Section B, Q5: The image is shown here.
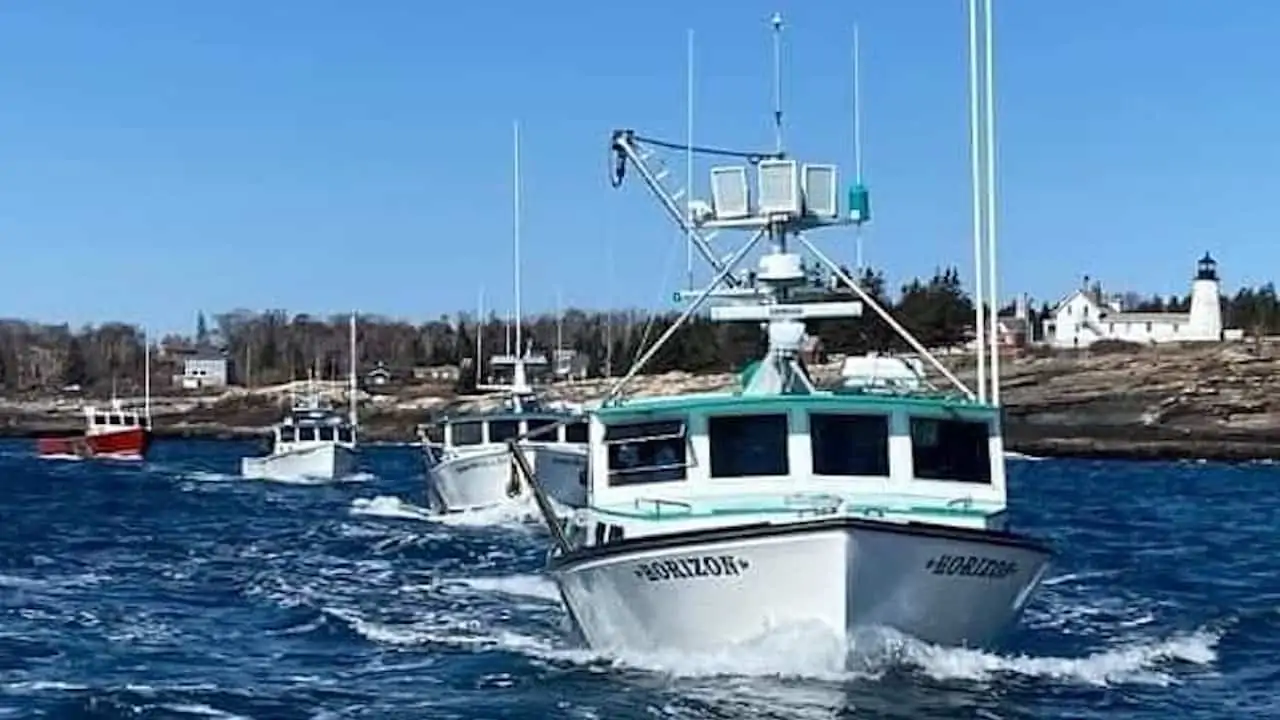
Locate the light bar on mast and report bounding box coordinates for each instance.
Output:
[710,301,863,323]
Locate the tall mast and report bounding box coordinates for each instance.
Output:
[476,287,484,386]
[852,23,865,271]
[348,311,357,426]
[983,0,1001,406]
[513,120,523,360]
[967,0,987,404]
[143,329,151,427]
[685,28,695,291]
[771,13,784,154]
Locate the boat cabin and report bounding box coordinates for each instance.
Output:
[83,405,146,435]
[422,411,589,450]
[274,408,356,449]
[581,390,1007,538]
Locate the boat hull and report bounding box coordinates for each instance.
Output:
[425,444,588,513]
[36,427,151,461]
[241,443,357,482]
[551,517,1050,656]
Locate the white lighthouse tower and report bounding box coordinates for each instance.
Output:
[1186,252,1223,341]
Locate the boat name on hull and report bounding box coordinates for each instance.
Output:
[633,555,750,582]
[925,553,1018,579]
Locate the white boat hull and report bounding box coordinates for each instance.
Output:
[552,518,1050,656]
[241,443,358,482]
[426,444,588,513]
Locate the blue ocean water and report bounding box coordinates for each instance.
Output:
[0,439,1275,719]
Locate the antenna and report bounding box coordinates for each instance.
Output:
[967,0,987,404]
[686,28,695,291]
[513,120,523,361]
[348,311,357,427]
[771,12,784,154]
[143,329,151,428]
[983,0,1001,406]
[852,23,864,271]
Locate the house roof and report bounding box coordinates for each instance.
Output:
[1099,311,1191,324]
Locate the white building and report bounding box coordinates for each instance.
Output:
[1043,253,1223,348]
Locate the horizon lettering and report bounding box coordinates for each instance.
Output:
[925,554,1017,579]
[633,555,750,582]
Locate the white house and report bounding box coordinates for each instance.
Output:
[1043,253,1224,348]
[175,351,230,389]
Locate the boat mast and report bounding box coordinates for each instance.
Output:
[771,12,784,154]
[476,287,484,386]
[685,28,695,291]
[511,119,530,393]
[852,23,864,271]
[968,0,987,404]
[348,311,357,427]
[983,0,1001,406]
[143,328,151,427]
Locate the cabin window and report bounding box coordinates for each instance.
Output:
[564,421,589,444]
[93,414,107,425]
[910,417,992,484]
[708,414,789,478]
[604,419,687,486]
[279,427,297,443]
[108,415,123,426]
[525,418,559,443]
[809,413,890,476]
[317,426,335,442]
[451,421,483,446]
[594,523,606,545]
[422,424,444,444]
[338,427,354,444]
[488,419,520,443]
[298,426,317,442]
[607,524,625,543]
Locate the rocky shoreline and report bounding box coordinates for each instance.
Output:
[4,345,1279,462]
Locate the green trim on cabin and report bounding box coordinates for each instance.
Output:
[592,499,998,522]
[596,389,998,421]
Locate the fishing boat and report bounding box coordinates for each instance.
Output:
[240,314,361,482]
[36,399,152,460]
[507,10,1050,656]
[37,336,153,461]
[417,122,589,513]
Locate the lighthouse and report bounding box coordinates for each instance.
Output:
[1186,252,1223,341]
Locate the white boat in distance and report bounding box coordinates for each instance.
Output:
[508,11,1051,661]
[419,352,588,513]
[241,314,361,482]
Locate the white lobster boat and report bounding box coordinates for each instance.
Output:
[510,11,1050,659]
[241,314,361,482]
[419,353,589,513]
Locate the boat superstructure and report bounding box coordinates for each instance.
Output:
[240,315,361,482]
[505,9,1049,658]
[417,122,588,513]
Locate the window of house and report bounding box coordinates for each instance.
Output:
[298,426,316,442]
[809,413,890,477]
[604,419,688,486]
[450,421,482,446]
[1146,322,1153,332]
[525,417,559,443]
[488,419,520,443]
[910,417,991,484]
[564,422,589,444]
[708,413,789,478]
[337,427,354,444]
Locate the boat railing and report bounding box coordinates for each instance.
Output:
[634,497,694,519]
[784,493,845,517]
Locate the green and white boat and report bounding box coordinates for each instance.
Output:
[510,12,1050,657]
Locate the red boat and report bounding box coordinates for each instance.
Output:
[36,401,152,461]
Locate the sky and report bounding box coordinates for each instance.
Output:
[0,1,1277,336]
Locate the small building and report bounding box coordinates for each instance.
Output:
[1042,253,1225,349]
[175,351,229,390]
[365,362,393,387]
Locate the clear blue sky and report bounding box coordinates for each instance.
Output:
[0,1,1275,336]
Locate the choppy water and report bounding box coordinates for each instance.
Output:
[0,439,1276,719]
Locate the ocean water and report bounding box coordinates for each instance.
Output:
[0,439,1275,719]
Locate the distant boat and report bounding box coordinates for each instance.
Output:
[240,314,361,482]
[37,335,153,461]
[36,399,152,461]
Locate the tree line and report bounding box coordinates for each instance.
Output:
[1,266,1278,395]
